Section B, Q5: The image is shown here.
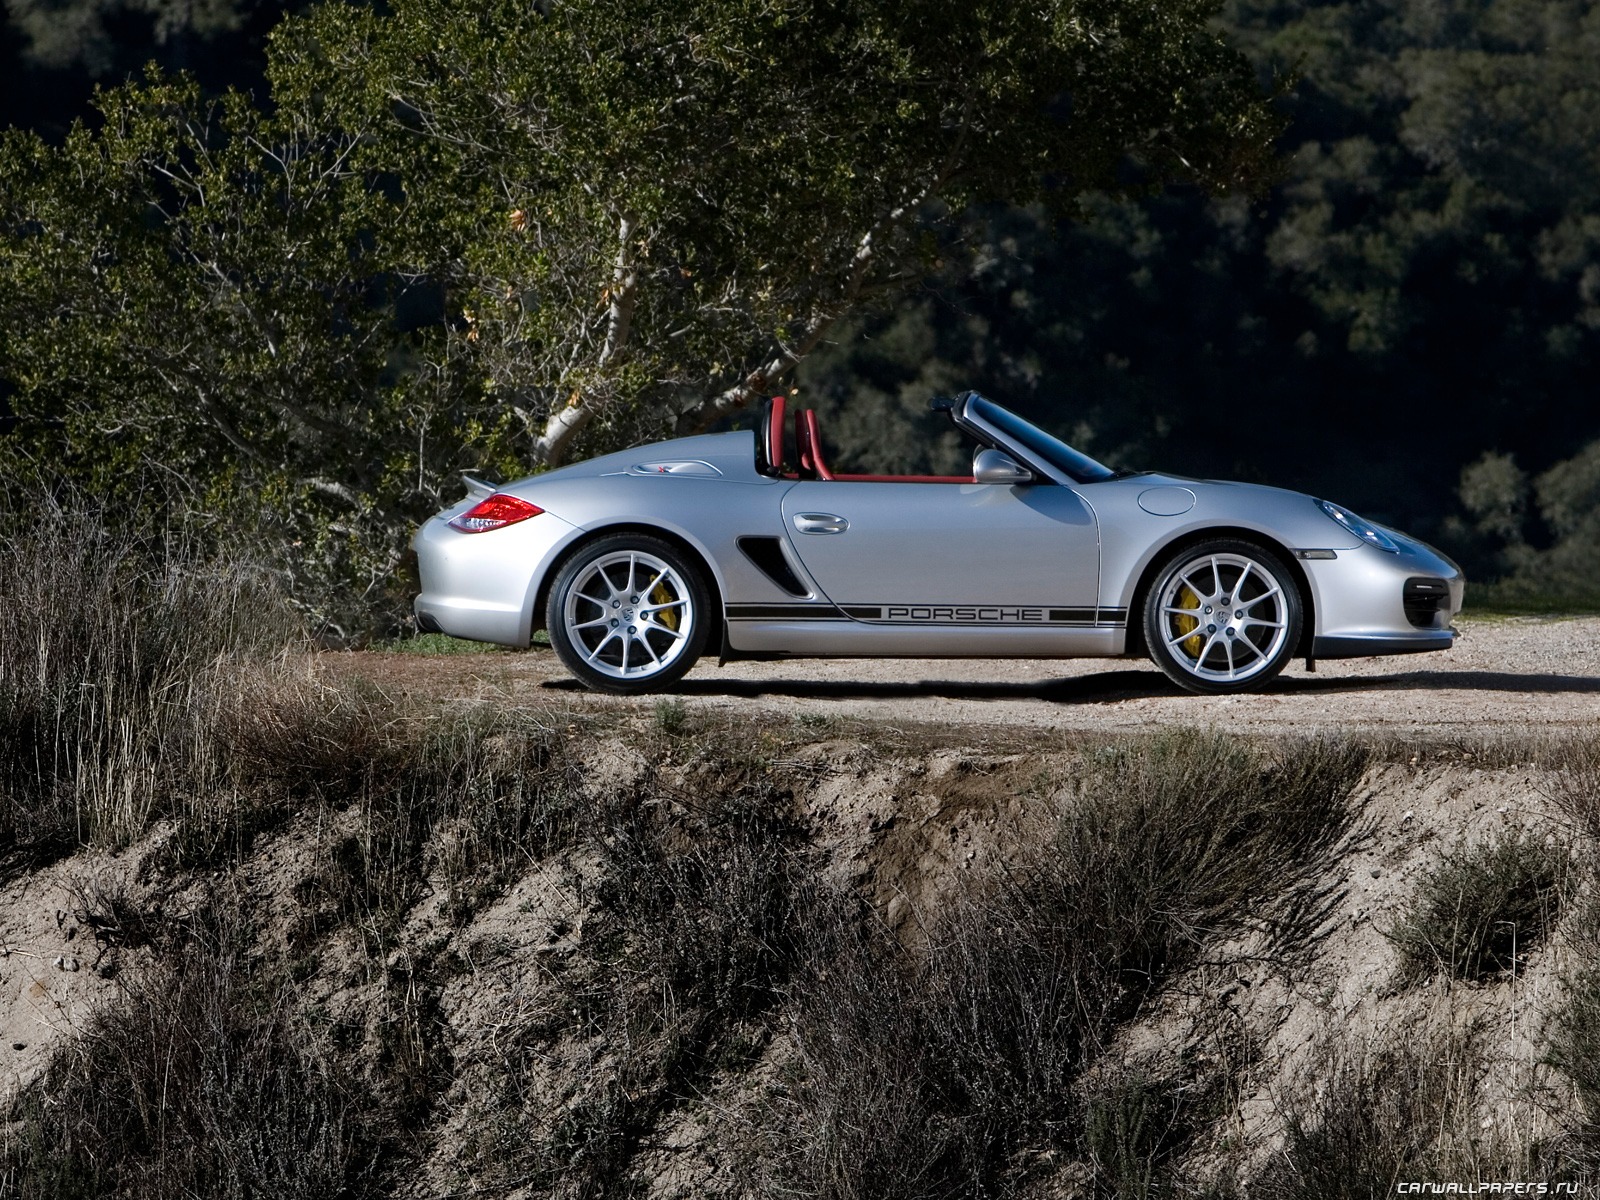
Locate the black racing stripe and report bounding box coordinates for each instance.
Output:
[724,604,849,621]
[729,603,1129,626]
[1047,608,1097,623]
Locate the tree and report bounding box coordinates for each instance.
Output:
[0,0,311,140]
[0,75,425,630]
[0,0,1279,631]
[1453,441,1600,606]
[280,0,1280,468]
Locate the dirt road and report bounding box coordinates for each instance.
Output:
[347,615,1600,740]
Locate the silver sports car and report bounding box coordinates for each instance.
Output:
[413,392,1463,695]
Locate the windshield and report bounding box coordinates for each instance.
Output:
[964,395,1118,483]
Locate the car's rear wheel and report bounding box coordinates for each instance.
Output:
[1144,539,1302,694]
[547,534,710,694]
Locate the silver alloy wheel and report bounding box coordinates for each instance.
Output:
[1155,551,1291,684]
[561,549,695,681]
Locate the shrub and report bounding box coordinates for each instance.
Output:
[775,908,969,1200]
[1084,1071,1200,1200]
[767,731,1366,1197]
[1254,1024,1541,1200]
[1552,957,1600,1125]
[1385,829,1569,982]
[447,763,810,1195]
[0,903,381,1200]
[1550,737,1600,854]
[1546,740,1600,1167]
[280,705,581,938]
[653,696,689,735]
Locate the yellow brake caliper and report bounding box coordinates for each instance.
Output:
[1174,585,1202,659]
[651,580,679,632]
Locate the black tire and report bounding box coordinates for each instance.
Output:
[1143,538,1303,694]
[545,533,711,695]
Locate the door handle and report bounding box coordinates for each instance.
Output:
[793,512,849,535]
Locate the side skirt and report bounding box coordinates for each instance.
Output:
[722,604,1127,658]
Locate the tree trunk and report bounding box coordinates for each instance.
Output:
[529,214,638,467]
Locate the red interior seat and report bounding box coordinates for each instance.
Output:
[796,408,834,480]
[793,406,973,483]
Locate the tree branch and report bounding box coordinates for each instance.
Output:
[670,212,896,438]
[598,214,638,370]
[529,213,638,467]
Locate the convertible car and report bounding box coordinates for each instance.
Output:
[413,392,1463,695]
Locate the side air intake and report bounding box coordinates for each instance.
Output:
[737,536,809,597]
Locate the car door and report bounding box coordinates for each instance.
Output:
[779,480,1099,622]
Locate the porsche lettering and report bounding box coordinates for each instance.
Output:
[882,606,1047,623]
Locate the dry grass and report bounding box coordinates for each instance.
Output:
[761,731,1367,1198]
[31,591,1600,1200]
[451,763,813,1196]
[1255,1020,1550,1199]
[0,511,296,866]
[268,700,581,943]
[1547,755,1600,1175]
[1385,829,1571,983]
[0,897,382,1199]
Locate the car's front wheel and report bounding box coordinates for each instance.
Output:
[546,534,711,694]
[1143,539,1303,694]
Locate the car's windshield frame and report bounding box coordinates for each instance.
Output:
[955,394,1118,484]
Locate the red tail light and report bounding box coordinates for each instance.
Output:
[449,493,545,533]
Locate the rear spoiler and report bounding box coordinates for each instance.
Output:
[461,472,497,500]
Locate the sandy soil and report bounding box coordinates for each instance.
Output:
[4,619,1594,1181]
[341,615,1600,740]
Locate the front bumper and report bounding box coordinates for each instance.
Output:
[412,502,581,646]
[1299,538,1463,659]
[1311,631,1455,658]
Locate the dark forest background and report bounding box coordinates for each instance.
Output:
[3,0,1599,627]
[800,0,1600,610]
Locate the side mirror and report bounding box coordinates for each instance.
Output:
[973,448,1033,485]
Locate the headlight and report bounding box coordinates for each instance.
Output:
[1318,500,1400,553]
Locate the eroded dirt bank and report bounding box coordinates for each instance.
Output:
[4,669,1598,1194]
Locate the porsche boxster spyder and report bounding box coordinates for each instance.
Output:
[413,392,1463,695]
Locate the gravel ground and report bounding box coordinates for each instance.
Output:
[344,615,1600,740]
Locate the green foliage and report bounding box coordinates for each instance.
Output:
[0,75,427,633]
[9,0,1600,626]
[1385,829,1569,983]
[276,0,1279,457]
[652,695,689,736]
[6,0,258,75]
[1508,442,1600,603]
[1084,1073,1195,1200]
[0,0,1277,632]
[799,0,1600,562]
